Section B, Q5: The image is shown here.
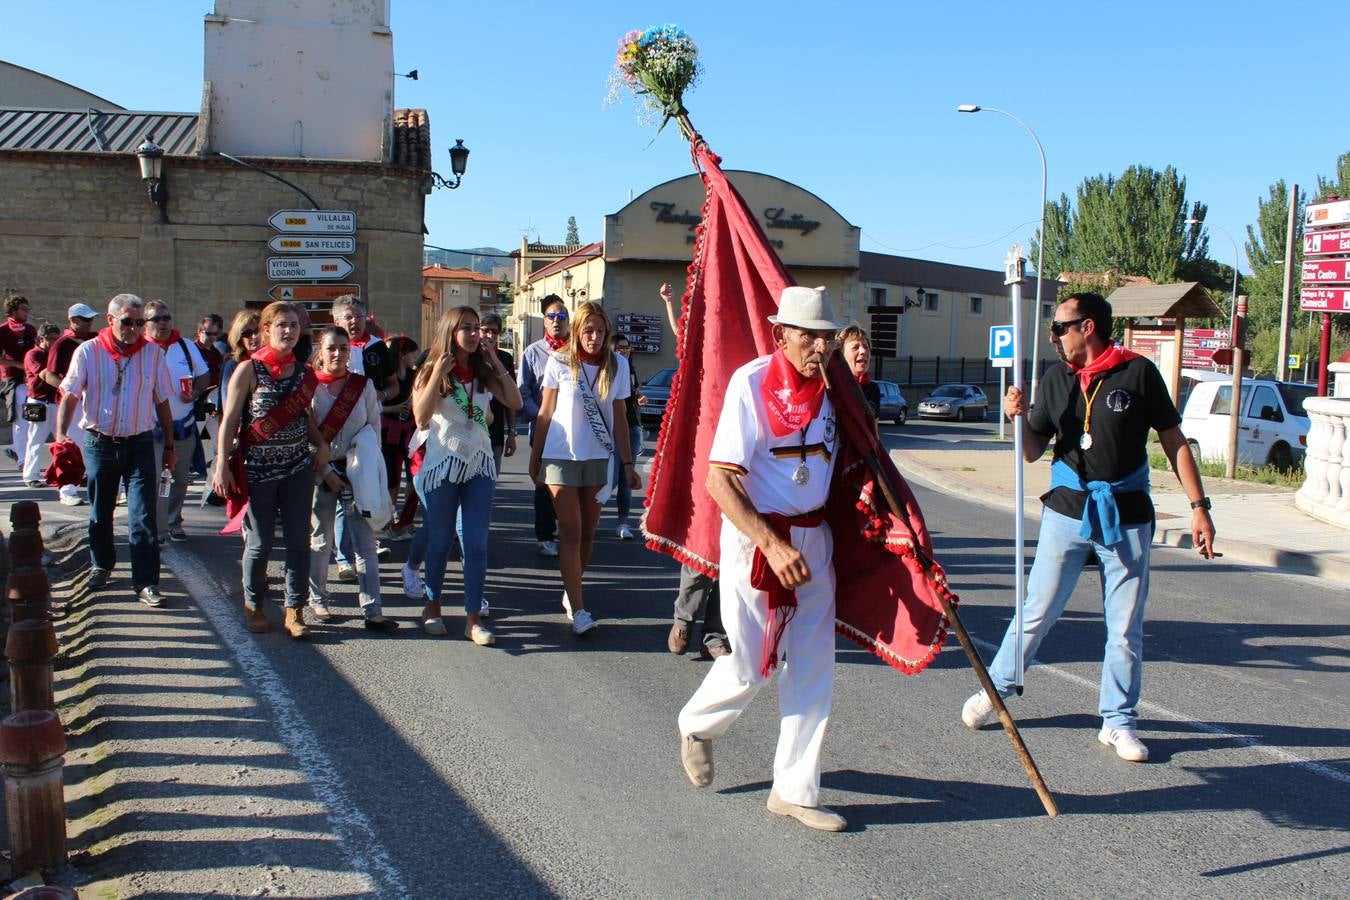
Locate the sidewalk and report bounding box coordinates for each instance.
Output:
[891,437,1350,586]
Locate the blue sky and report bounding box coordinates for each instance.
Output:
[8,1,1347,273]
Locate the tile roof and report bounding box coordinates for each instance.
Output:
[391,108,431,170]
[423,265,499,284]
[860,251,1061,302]
[527,242,604,283]
[0,108,198,154]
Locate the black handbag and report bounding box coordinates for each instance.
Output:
[21,401,45,423]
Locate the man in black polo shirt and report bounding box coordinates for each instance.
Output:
[960,292,1217,763]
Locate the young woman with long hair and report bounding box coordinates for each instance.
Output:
[406,306,521,644]
[528,301,642,635]
[213,302,328,638]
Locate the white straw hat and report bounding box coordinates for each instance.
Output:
[767,286,842,331]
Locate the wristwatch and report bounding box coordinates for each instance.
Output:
[1190,497,1211,510]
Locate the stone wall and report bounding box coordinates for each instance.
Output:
[0,152,425,337]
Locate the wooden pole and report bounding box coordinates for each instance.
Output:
[824,365,1059,817]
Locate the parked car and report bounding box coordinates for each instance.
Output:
[1177,367,1229,413]
[875,380,908,425]
[1180,378,1315,470]
[917,383,989,421]
[639,366,677,429]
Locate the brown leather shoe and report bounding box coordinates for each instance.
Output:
[767,790,847,832]
[668,623,690,655]
[283,607,310,639]
[244,602,269,634]
[681,734,713,787]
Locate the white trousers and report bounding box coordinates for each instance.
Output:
[9,384,28,462]
[22,401,55,482]
[678,517,836,807]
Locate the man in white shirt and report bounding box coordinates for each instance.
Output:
[145,300,209,543]
[56,293,176,605]
[677,286,849,832]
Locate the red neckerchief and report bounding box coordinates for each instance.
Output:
[313,367,346,384]
[62,328,94,343]
[855,372,872,385]
[1067,342,1140,392]
[151,329,183,351]
[96,328,147,361]
[760,349,826,438]
[578,349,602,365]
[451,362,474,385]
[252,345,295,379]
[544,334,566,351]
[350,333,372,350]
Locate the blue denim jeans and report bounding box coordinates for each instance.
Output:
[408,473,493,613]
[85,430,159,589]
[613,424,645,523]
[988,507,1153,729]
[310,486,382,616]
[242,467,314,609]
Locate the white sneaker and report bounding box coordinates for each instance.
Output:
[616,524,635,541]
[1098,726,1149,762]
[58,493,86,507]
[401,564,424,600]
[562,590,573,621]
[539,540,559,557]
[571,608,598,635]
[961,690,999,729]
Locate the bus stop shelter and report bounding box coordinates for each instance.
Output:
[1106,282,1224,404]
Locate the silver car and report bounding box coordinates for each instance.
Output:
[917,383,989,421]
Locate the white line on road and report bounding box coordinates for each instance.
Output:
[167,550,409,895]
[970,635,1350,786]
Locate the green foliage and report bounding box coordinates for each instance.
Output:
[1147,449,1304,488]
[1314,152,1350,202]
[565,216,580,245]
[1241,181,1300,338]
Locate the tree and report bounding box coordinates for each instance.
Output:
[1241,181,1300,342]
[565,216,580,245]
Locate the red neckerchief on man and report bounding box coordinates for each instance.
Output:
[5,318,30,335]
[61,327,94,344]
[544,334,566,351]
[96,327,147,361]
[1066,342,1140,392]
[760,348,826,438]
[350,333,372,350]
[151,329,183,351]
[251,345,295,379]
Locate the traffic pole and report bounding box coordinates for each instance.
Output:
[1005,245,1027,693]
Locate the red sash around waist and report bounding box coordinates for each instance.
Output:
[749,507,825,677]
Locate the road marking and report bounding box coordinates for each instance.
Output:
[969,635,1350,786]
[167,550,409,894]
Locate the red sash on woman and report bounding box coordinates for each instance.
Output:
[221,370,318,534]
[317,374,369,443]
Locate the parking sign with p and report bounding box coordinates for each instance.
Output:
[989,325,1014,368]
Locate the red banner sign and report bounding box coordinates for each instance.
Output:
[1302,258,1350,285]
[1127,327,1230,369]
[1300,287,1350,313]
[1304,228,1350,257]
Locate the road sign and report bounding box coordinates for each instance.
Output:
[1302,258,1350,285]
[268,284,361,302]
[1305,198,1350,230]
[267,257,354,281]
[267,210,357,234]
[1303,227,1350,257]
[267,235,356,254]
[989,325,1014,368]
[1300,286,1350,313]
[1287,354,1302,369]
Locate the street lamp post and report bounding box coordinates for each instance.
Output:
[1185,218,1239,341]
[959,104,1047,403]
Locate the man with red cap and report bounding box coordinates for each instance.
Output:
[677,285,848,833]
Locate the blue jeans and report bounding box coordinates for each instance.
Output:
[408,474,493,613]
[310,486,382,615]
[988,507,1153,729]
[613,424,645,523]
[85,430,159,589]
[242,467,314,609]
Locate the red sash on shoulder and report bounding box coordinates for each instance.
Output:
[317,374,368,443]
[221,368,318,534]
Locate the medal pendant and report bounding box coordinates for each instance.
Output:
[1079,433,1093,450]
[792,462,810,486]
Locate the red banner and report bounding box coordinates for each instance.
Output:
[1302,258,1350,285]
[1300,287,1350,313]
[1303,228,1350,257]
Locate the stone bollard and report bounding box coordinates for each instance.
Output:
[6,500,51,626]
[6,570,52,625]
[5,621,58,713]
[0,710,67,874]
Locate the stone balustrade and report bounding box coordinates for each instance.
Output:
[1295,396,1350,529]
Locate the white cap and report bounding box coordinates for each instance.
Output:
[68,303,98,319]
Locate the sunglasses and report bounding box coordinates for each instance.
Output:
[117,317,146,327]
[545,311,569,321]
[241,328,259,338]
[148,314,173,323]
[1049,317,1086,337]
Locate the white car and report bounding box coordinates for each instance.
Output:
[1180,379,1315,470]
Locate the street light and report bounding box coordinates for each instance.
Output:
[959,104,1047,402]
[1185,217,1238,336]
[135,134,169,224]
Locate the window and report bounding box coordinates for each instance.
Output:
[1041,302,1054,320]
[1249,385,1282,422]
[923,291,940,313]
[969,296,984,316]
[870,287,888,307]
[1210,385,1233,416]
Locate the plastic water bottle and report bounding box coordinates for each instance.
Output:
[158,468,173,499]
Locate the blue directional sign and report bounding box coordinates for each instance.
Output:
[989,325,1014,368]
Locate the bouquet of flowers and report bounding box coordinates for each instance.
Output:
[606,24,702,137]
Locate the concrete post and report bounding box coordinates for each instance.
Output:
[6,620,59,713]
[0,709,68,873]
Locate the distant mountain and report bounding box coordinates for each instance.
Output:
[423,247,510,275]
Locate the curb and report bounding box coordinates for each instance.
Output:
[891,449,1350,587]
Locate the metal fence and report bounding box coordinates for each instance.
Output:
[874,356,1050,390]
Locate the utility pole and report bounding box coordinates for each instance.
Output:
[1225,295,1247,481]
[1276,184,1299,381]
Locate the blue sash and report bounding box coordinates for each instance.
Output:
[1050,459,1150,546]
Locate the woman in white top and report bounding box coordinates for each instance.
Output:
[306,326,397,633]
[528,301,643,635]
[409,305,521,644]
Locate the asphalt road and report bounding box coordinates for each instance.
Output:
[151,442,1349,897]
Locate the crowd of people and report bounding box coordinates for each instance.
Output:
[3,282,1220,832]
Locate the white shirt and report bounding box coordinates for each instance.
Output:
[157,337,207,420]
[708,355,837,516]
[540,353,631,462]
[61,337,173,437]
